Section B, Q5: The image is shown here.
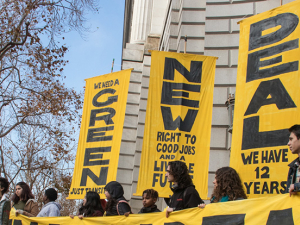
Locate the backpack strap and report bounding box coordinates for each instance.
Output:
[116,200,133,215]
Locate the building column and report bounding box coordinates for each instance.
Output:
[130,0,152,44]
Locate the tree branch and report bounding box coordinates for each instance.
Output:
[0,22,30,60]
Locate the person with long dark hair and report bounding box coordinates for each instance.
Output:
[12,182,39,217]
[165,161,204,218]
[104,181,132,216]
[199,167,247,208]
[0,177,10,225]
[70,191,104,219]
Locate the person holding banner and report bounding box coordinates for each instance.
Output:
[37,188,61,217]
[198,167,247,208]
[138,189,161,214]
[165,161,204,218]
[104,181,132,216]
[70,191,104,219]
[286,125,300,196]
[12,182,39,217]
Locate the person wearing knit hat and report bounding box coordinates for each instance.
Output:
[37,188,61,217]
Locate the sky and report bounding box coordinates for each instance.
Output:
[62,0,125,93]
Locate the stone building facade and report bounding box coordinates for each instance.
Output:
[118,0,294,213]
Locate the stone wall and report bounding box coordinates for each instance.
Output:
[119,0,295,213]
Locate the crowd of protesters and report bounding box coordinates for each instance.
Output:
[0,162,246,223]
[1,124,299,222]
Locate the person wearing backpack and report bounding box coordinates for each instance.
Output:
[165,161,204,218]
[104,181,132,216]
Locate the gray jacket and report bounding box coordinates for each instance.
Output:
[37,201,61,217]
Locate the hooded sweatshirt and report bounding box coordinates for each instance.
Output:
[104,181,131,216]
[37,201,61,217]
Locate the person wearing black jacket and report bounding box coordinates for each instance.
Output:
[165,161,204,218]
[286,125,300,195]
[104,181,132,216]
[138,189,161,214]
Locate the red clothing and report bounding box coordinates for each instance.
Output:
[79,209,103,217]
[91,210,103,217]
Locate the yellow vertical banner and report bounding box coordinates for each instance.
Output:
[230,0,300,198]
[68,69,132,199]
[135,51,217,198]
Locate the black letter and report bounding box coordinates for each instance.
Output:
[280,181,287,194]
[164,58,202,83]
[164,223,184,225]
[246,39,299,82]
[152,173,159,187]
[241,152,253,165]
[202,214,245,225]
[80,167,108,186]
[12,221,22,225]
[161,106,198,132]
[249,13,298,51]
[84,147,111,166]
[244,182,253,194]
[161,81,200,108]
[266,208,294,225]
[89,108,116,126]
[87,126,114,142]
[244,79,296,115]
[242,116,289,150]
[92,88,118,107]
[247,39,298,82]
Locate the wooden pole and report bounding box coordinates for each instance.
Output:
[184,35,187,53]
[111,58,115,73]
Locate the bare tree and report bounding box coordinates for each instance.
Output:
[0,0,98,211]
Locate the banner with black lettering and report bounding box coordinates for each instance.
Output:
[10,194,300,224]
[68,69,131,199]
[135,51,217,198]
[230,0,300,198]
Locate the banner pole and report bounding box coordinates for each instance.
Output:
[184,35,187,53]
[111,58,115,73]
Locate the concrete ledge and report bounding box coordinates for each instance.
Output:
[122,48,144,62]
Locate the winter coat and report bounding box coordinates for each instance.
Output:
[167,184,204,211]
[138,205,161,214]
[13,199,39,217]
[286,157,300,193]
[104,181,132,216]
[37,201,61,217]
[0,194,10,225]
